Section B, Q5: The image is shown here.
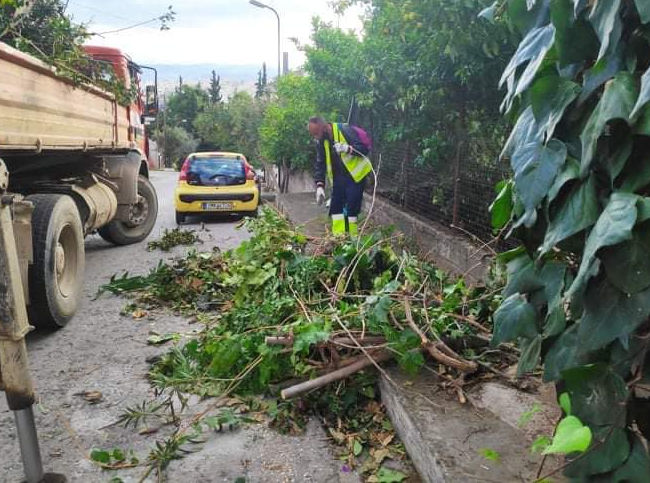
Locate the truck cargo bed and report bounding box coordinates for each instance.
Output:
[0,42,131,153]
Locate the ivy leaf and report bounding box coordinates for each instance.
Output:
[518,335,542,376]
[501,107,542,160]
[602,222,650,294]
[489,180,513,231]
[540,175,599,254]
[578,278,650,352]
[531,76,581,140]
[588,0,622,61]
[564,427,630,477]
[580,72,638,175]
[543,324,595,381]
[503,254,544,298]
[512,140,567,228]
[548,157,580,203]
[619,153,650,194]
[492,293,539,346]
[578,43,625,105]
[293,324,330,354]
[563,364,628,426]
[559,392,571,415]
[531,435,552,454]
[611,435,650,481]
[603,138,633,185]
[630,66,650,119]
[551,0,599,66]
[637,197,650,223]
[499,24,556,107]
[507,0,551,36]
[634,0,650,24]
[566,192,638,297]
[398,350,425,376]
[542,415,592,455]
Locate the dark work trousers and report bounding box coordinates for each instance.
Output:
[329,172,366,217]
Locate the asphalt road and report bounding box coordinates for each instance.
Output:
[0,171,354,482]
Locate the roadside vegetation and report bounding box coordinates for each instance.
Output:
[98,207,512,481]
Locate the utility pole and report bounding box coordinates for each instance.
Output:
[249,0,281,78]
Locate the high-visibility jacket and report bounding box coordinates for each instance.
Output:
[315,123,372,185]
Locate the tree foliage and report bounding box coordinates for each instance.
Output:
[489,0,650,478]
[259,74,320,192]
[152,125,197,169]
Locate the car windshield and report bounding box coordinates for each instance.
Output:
[187,157,245,186]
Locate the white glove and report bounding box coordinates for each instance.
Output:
[316,186,326,205]
[334,142,350,154]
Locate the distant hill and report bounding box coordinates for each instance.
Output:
[152,64,260,98]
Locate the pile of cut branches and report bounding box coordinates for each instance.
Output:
[101,207,510,480]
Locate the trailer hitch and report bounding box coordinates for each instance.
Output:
[0,159,66,483]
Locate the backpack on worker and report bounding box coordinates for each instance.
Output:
[351,125,373,154]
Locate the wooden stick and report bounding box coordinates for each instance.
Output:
[403,299,477,373]
[281,351,393,400]
[265,336,293,346]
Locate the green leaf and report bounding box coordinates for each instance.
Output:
[503,254,544,298]
[637,197,650,223]
[580,72,638,174]
[353,440,363,456]
[551,0,599,66]
[479,447,501,462]
[564,427,630,477]
[543,324,594,381]
[507,0,551,35]
[630,66,650,119]
[578,278,650,352]
[492,293,539,346]
[602,222,650,294]
[603,138,633,184]
[376,467,407,483]
[518,335,542,376]
[563,364,628,426]
[518,403,542,427]
[611,435,650,482]
[566,192,638,297]
[619,153,650,194]
[634,0,650,24]
[478,2,498,22]
[512,139,567,228]
[500,24,556,108]
[490,180,513,230]
[531,435,552,454]
[578,44,625,104]
[501,107,542,160]
[293,324,331,354]
[559,392,571,415]
[531,76,581,139]
[90,449,111,464]
[398,350,425,376]
[541,175,599,254]
[588,0,622,61]
[542,415,592,455]
[548,157,580,203]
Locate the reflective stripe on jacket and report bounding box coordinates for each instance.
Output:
[324,123,371,184]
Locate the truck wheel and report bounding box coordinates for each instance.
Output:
[175,211,186,225]
[27,194,85,329]
[99,175,158,245]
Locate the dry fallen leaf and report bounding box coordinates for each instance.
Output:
[74,390,103,404]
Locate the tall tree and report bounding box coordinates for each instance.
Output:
[255,62,268,99]
[209,70,223,104]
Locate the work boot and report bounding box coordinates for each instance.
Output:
[331,214,346,236]
[348,216,359,237]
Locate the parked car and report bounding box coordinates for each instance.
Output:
[174,152,260,224]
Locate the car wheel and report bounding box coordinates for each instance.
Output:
[175,211,186,225]
[27,194,85,329]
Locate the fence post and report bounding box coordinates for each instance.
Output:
[452,140,462,226]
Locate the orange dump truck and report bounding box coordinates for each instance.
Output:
[0,42,159,329]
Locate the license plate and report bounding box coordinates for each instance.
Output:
[202,202,234,211]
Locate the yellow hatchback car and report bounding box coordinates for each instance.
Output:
[174,152,260,224]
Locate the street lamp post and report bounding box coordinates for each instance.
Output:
[249,0,281,78]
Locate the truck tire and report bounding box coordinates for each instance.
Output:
[27,194,85,330]
[98,175,158,245]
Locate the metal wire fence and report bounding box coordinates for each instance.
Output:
[360,110,512,246]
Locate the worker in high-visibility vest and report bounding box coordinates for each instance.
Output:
[308,116,372,236]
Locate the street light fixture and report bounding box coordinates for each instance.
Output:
[249,0,281,79]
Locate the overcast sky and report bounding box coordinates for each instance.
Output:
[66,0,364,68]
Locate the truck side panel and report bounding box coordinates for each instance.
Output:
[0,43,130,152]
